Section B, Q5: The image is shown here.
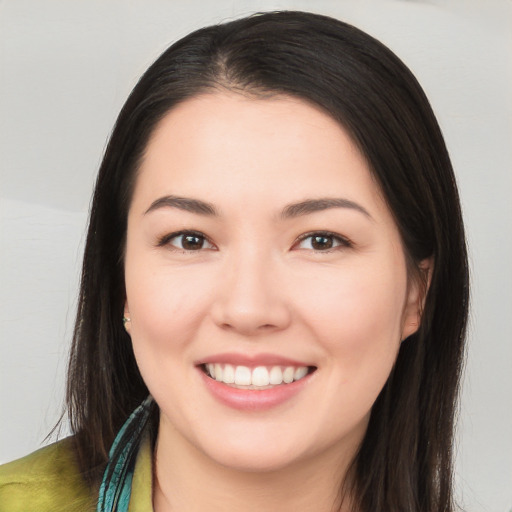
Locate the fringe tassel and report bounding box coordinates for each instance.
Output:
[97,396,153,512]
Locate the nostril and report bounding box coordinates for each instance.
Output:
[218,322,279,333]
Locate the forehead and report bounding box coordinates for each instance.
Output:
[133,92,388,218]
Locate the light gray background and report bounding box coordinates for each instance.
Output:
[1,1,511,510]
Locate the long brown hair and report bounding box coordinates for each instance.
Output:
[65,11,469,511]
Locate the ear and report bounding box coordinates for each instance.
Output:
[123,302,132,334]
[401,257,433,341]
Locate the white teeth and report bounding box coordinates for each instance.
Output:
[269,366,283,385]
[214,363,223,382]
[252,366,270,386]
[206,364,310,387]
[294,367,308,380]
[234,366,252,386]
[283,366,295,384]
[223,364,235,384]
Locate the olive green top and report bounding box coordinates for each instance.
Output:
[0,434,153,512]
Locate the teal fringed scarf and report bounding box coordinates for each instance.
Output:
[97,396,153,512]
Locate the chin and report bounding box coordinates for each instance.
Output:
[206,443,306,473]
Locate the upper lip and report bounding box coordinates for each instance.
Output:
[196,352,314,368]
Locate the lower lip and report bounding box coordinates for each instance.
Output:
[198,368,312,411]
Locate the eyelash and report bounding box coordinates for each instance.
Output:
[294,231,353,252]
[156,230,215,252]
[156,230,353,253]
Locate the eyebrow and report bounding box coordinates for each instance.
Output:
[145,195,218,216]
[281,198,373,220]
[144,195,372,220]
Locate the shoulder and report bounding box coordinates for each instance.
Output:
[0,437,96,512]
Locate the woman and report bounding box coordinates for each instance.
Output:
[0,10,468,512]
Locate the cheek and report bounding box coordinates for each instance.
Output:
[299,271,406,428]
[297,262,406,369]
[125,263,216,358]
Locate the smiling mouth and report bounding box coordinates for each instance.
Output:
[201,363,316,390]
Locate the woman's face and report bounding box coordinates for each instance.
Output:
[124,92,424,472]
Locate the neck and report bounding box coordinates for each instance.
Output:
[152,421,358,512]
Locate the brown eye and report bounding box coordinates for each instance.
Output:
[181,234,204,250]
[161,231,215,251]
[311,235,334,250]
[295,232,351,251]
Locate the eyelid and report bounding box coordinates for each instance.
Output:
[156,230,216,250]
[293,231,353,251]
[156,229,351,252]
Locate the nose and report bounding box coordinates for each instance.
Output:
[211,250,292,336]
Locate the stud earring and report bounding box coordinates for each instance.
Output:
[123,316,131,327]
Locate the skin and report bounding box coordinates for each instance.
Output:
[123,92,427,511]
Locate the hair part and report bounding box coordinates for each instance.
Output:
[65,11,468,511]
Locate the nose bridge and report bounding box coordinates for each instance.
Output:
[212,243,290,334]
